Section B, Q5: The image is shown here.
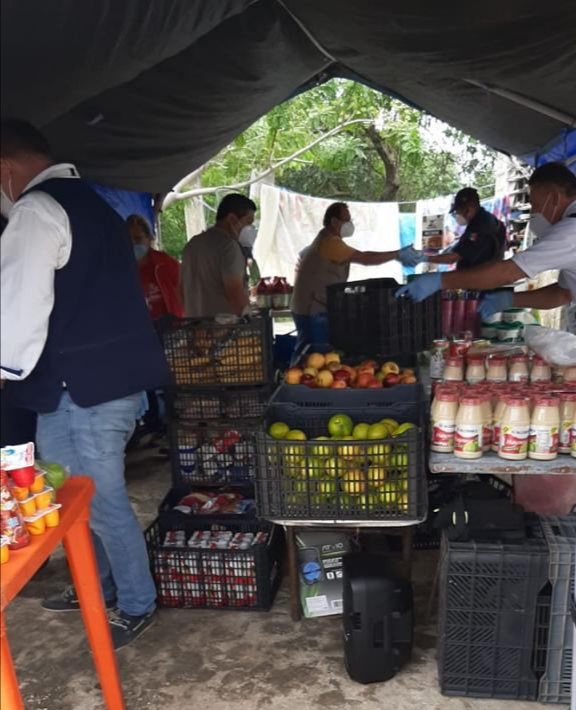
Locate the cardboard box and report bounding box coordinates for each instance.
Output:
[296,531,351,618]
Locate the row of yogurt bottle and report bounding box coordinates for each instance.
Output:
[431,382,576,461]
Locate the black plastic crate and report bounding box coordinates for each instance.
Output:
[271,382,425,408]
[161,314,273,387]
[255,401,427,522]
[165,385,272,421]
[145,516,283,610]
[168,419,260,487]
[437,523,550,700]
[326,278,441,356]
[158,485,257,524]
[538,515,575,705]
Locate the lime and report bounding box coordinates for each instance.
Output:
[268,422,290,439]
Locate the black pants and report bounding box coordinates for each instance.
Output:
[0,390,37,447]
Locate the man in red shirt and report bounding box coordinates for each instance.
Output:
[127,214,184,319]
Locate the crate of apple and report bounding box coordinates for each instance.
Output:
[284,352,417,389]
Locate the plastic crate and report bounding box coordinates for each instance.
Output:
[145,517,283,610]
[165,385,272,421]
[326,278,441,356]
[168,419,260,487]
[270,382,425,408]
[538,515,575,705]
[161,314,273,387]
[255,400,427,522]
[157,485,257,524]
[437,523,550,700]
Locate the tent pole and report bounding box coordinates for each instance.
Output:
[465,80,575,127]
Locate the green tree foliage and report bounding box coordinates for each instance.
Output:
[161,79,496,256]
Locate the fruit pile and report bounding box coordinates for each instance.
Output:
[266,414,416,512]
[284,352,417,389]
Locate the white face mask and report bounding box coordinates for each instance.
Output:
[455,213,468,227]
[239,224,257,248]
[0,189,13,218]
[529,194,554,240]
[340,220,355,238]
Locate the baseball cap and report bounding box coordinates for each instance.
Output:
[450,187,480,213]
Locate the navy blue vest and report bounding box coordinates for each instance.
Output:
[6,178,170,413]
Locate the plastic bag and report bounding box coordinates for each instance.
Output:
[523,325,576,366]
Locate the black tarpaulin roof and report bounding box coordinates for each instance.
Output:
[2,0,575,192]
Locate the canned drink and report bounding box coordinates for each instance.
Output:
[430,339,449,379]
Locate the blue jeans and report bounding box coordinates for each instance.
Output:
[37,391,156,616]
[292,312,330,364]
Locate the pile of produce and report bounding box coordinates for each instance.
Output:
[284,352,417,389]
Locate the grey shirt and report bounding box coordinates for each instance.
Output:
[181,226,247,318]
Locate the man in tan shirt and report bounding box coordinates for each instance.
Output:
[291,201,419,354]
[180,193,256,318]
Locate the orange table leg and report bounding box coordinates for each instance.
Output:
[1,612,24,710]
[64,520,125,710]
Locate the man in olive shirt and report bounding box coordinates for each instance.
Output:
[291,201,420,353]
[180,193,255,317]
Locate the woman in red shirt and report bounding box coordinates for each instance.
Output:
[127,214,184,319]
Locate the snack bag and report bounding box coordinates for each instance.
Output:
[0,470,30,549]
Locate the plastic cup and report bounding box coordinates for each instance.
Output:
[0,541,9,564]
[18,496,37,517]
[10,465,35,487]
[29,473,45,494]
[44,508,60,528]
[26,517,46,536]
[35,488,54,510]
[11,485,29,501]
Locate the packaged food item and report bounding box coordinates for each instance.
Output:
[528,397,560,460]
[495,322,523,342]
[485,355,508,382]
[454,396,483,459]
[25,515,46,536]
[444,357,464,382]
[29,472,45,494]
[559,393,576,454]
[44,504,62,528]
[34,487,54,510]
[499,397,530,460]
[480,323,497,339]
[430,391,458,453]
[0,470,30,550]
[18,494,37,517]
[503,308,527,324]
[491,396,508,452]
[563,365,576,383]
[0,537,9,564]
[1,442,35,472]
[531,356,552,383]
[466,355,486,384]
[572,411,576,459]
[11,485,29,501]
[430,339,449,379]
[509,354,529,383]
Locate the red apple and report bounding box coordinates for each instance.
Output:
[367,378,382,389]
[334,369,352,383]
[356,372,373,388]
[331,380,347,389]
[360,359,378,370]
[383,373,401,387]
[300,374,317,387]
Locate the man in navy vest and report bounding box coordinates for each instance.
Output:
[0,120,170,648]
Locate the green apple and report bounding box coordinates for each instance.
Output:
[352,422,370,440]
[368,443,390,465]
[328,413,353,438]
[379,482,398,505]
[286,429,307,441]
[367,422,390,440]
[311,437,332,457]
[389,451,408,469]
[324,457,340,478]
[392,423,416,438]
[379,419,399,431]
[268,421,290,439]
[305,457,325,479]
[367,466,387,486]
[317,479,337,495]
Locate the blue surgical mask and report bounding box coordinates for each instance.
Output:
[134,243,149,260]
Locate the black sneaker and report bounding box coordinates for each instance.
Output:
[108,608,157,649]
[42,585,117,612]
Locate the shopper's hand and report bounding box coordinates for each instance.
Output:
[398,245,425,267]
[395,273,442,302]
[478,289,514,319]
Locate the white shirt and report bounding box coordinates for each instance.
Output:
[0,163,78,380]
[513,200,576,300]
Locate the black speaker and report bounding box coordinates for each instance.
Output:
[343,552,413,684]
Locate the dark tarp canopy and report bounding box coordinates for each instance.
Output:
[2,0,576,192]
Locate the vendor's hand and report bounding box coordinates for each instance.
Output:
[478,289,514,319]
[395,273,442,302]
[398,244,425,267]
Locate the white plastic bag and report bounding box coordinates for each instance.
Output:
[523,325,576,366]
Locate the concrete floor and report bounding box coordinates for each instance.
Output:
[6,445,565,710]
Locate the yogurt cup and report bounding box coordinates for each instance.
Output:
[29,472,45,494]
[34,487,55,510]
[25,515,46,536]
[0,538,9,564]
[11,485,29,501]
[44,504,62,528]
[503,308,528,324]
[480,323,497,339]
[18,494,37,517]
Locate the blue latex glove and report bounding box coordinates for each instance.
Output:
[395,273,442,302]
[478,289,514,320]
[398,245,425,267]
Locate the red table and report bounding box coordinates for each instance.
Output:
[1,477,125,710]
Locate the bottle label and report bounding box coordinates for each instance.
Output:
[492,423,501,449]
[431,420,455,451]
[454,424,483,454]
[509,372,529,383]
[499,424,529,457]
[559,420,572,452]
[430,352,445,379]
[482,423,492,449]
[529,425,558,455]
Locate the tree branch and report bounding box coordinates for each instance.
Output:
[163,118,374,208]
[362,124,400,201]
